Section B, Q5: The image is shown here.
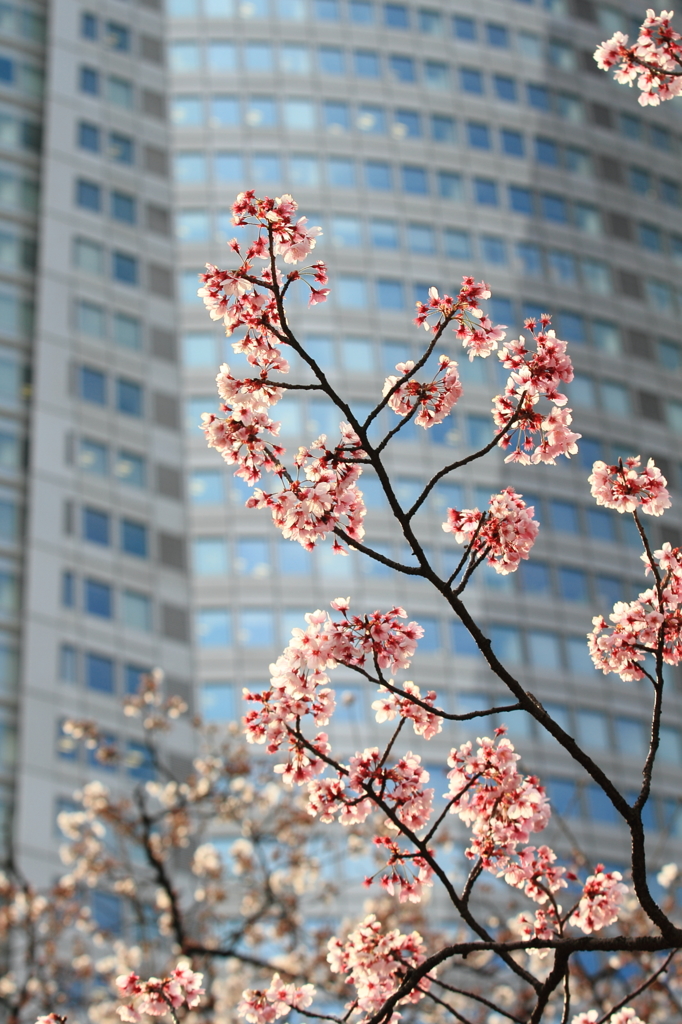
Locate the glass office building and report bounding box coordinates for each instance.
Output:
[175,0,682,868]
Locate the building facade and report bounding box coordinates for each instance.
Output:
[2,0,194,887]
[168,0,682,871]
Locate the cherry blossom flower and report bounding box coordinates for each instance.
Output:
[595,9,682,105]
[569,865,628,934]
[589,457,671,516]
[116,966,204,1022]
[238,974,315,1024]
[414,280,507,361]
[369,837,434,903]
[382,355,463,427]
[571,1013,598,1024]
[442,487,539,574]
[372,681,442,740]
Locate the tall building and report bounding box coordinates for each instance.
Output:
[4,0,194,887]
[169,0,682,870]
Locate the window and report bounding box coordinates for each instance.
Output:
[121,520,147,558]
[170,41,201,70]
[431,114,455,143]
[79,366,106,405]
[357,105,385,133]
[559,567,588,602]
[331,216,362,247]
[451,622,480,657]
[281,43,310,73]
[211,96,239,126]
[86,652,114,693]
[80,66,99,95]
[124,665,149,696]
[527,83,551,110]
[76,300,105,338]
[438,171,462,200]
[112,252,138,285]
[83,507,110,546]
[467,122,490,149]
[424,61,448,89]
[190,469,224,503]
[78,438,108,476]
[586,508,615,542]
[365,161,391,190]
[389,55,415,81]
[661,179,680,206]
[444,228,470,260]
[541,194,567,223]
[318,46,344,73]
[453,15,476,39]
[85,579,112,618]
[407,223,435,254]
[59,643,78,683]
[521,561,551,594]
[516,242,542,276]
[651,125,672,151]
[246,96,276,127]
[385,2,408,26]
[377,279,403,309]
[418,7,441,31]
[536,137,559,166]
[574,203,601,235]
[394,109,421,138]
[615,717,647,758]
[481,236,506,264]
[566,636,594,675]
[116,379,142,417]
[81,12,98,38]
[201,682,236,722]
[126,741,155,781]
[239,609,274,646]
[78,121,100,152]
[175,151,206,183]
[122,590,152,631]
[194,537,228,575]
[474,178,497,205]
[494,75,516,101]
[354,49,380,76]
[370,219,399,248]
[402,166,427,193]
[549,250,577,285]
[235,538,270,577]
[214,151,242,181]
[501,129,524,157]
[245,42,272,71]
[527,630,561,670]
[196,608,231,646]
[324,101,349,132]
[111,191,135,224]
[315,0,339,17]
[115,450,145,487]
[460,68,483,93]
[107,76,133,109]
[602,381,630,417]
[549,500,579,533]
[284,98,314,130]
[76,179,101,212]
[486,22,508,46]
[639,223,662,251]
[106,21,130,51]
[350,0,373,20]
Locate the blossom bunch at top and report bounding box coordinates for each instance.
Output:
[589,457,671,516]
[594,9,682,105]
[327,914,429,1019]
[492,316,580,465]
[238,973,315,1024]
[414,280,507,360]
[382,355,463,428]
[116,966,204,1022]
[442,487,539,575]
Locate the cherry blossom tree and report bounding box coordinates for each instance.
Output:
[19,9,682,1024]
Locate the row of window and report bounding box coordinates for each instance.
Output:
[74,303,177,361]
[57,718,155,780]
[78,66,165,120]
[80,506,150,558]
[78,366,144,417]
[0,3,46,44]
[59,643,150,695]
[75,119,170,178]
[73,236,173,296]
[76,438,147,488]
[0,104,41,155]
[80,12,132,52]
[0,50,43,99]
[75,177,170,235]
[61,571,189,641]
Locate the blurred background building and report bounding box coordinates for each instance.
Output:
[1,0,682,896]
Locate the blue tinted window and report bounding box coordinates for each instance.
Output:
[651,124,672,151]
[357,104,386,133]
[246,96,276,127]
[451,621,480,656]
[460,68,483,93]
[536,137,559,165]
[116,379,142,416]
[196,608,231,646]
[121,519,147,557]
[558,567,588,602]
[324,100,350,130]
[494,75,516,101]
[486,22,508,46]
[60,644,78,683]
[190,470,224,504]
[278,539,310,573]
[111,191,136,223]
[385,2,408,25]
[240,609,274,646]
[438,171,462,200]
[125,664,149,694]
[546,778,580,817]
[350,0,374,20]
[126,741,155,781]
[253,153,281,182]
[481,236,506,263]
[318,45,345,73]
[106,22,130,51]
[467,122,490,148]
[509,185,533,213]
[83,507,110,545]
[80,66,100,94]
[80,366,106,404]
[376,279,404,308]
[418,616,440,651]
[175,152,206,183]
[402,165,427,193]
[112,251,138,284]
[109,132,133,163]
[116,450,145,488]
[586,508,615,541]
[86,652,114,693]
[85,579,112,618]
[527,630,561,670]
[501,129,524,156]
[521,561,551,594]
[81,12,98,38]
[78,121,100,152]
[444,228,470,259]
[365,161,391,189]
[395,109,421,137]
[527,83,551,110]
[214,151,242,181]
[370,219,399,247]
[390,55,415,81]
[315,0,339,17]
[549,500,579,533]
[517,243,542,275]
[202,682,236,721]
[595,574,620,607]
[474,178,498,205]
[489,624,522,662]
[661,178,680,206]
[453,15,476,38]
[541,194,567,222]
[172,95,204,125]
[431,114,455,142]
[354,49,380,76]
[557,311,586,342]
[76,179,101,211]
[211,96,239,125]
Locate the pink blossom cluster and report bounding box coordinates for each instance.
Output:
[382,355,463,428]
[589,540,682,681]
[369,836,434,903]
[372,680,443,740]
[589,457,671,516]
[246,425,367,550]
[327,914,429,1019]
[414,280,506,359]
[492,317,580,465]
[568,865,628,934]
[594,9,682,105]
[116,966,204,1022]
[573,1012,647,1024]
[442,487,539,575]
[237,973,315,1024]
